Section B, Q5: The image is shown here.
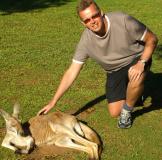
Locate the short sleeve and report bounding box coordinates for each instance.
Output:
[124,14,147,41]
[73,31,89,64]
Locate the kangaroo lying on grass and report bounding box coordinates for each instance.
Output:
[0,103,102,160]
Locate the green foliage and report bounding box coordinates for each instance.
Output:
[0,0,162,159]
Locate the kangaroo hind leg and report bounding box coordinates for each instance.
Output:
[55,136,95,159]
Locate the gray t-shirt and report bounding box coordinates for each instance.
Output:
[73,12,147,73]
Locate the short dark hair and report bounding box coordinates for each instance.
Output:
[76,0,100,16]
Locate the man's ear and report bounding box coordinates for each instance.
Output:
[101,10,104,17]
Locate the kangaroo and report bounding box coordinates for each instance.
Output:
[0,103,102,160]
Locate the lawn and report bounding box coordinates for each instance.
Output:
[0,0,162,159]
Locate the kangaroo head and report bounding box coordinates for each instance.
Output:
[0,103,24,136]
[0,103,34,154]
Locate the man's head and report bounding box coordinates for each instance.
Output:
[77,0,105,35]
[76,0,100,16]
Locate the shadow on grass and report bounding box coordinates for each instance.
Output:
[73,94,106,116]
[155,44,162,58]
[0,0,73,15]
[73,71,162,120]
[132,71,162,119]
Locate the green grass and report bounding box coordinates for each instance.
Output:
[0,0,162,159]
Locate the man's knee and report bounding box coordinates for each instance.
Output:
[108,100,125,118]
[109,110,120,118]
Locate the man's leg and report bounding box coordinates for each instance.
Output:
[118,72,146,129]
[108,100,125,118]
[126,73,146,107]
[106,65,128,119]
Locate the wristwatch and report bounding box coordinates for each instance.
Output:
[138,59,147,66]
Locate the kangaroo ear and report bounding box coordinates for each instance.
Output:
[0,108,11,121]
[100,10,104,16]
[12,103,20,119]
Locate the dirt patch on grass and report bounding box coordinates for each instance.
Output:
[0,127,5,136]
[66,107,96,120]
[22,145,78,160]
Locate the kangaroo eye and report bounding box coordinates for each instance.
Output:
[10,142,16,146]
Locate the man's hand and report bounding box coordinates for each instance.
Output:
[37,103,54,115]
[128,61,145,81]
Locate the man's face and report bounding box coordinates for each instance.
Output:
[79,3,103,33]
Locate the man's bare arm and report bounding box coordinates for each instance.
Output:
[38,62,83,115]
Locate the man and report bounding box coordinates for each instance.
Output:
[38,0,158,129]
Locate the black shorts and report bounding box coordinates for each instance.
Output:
[106,58,152,103]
